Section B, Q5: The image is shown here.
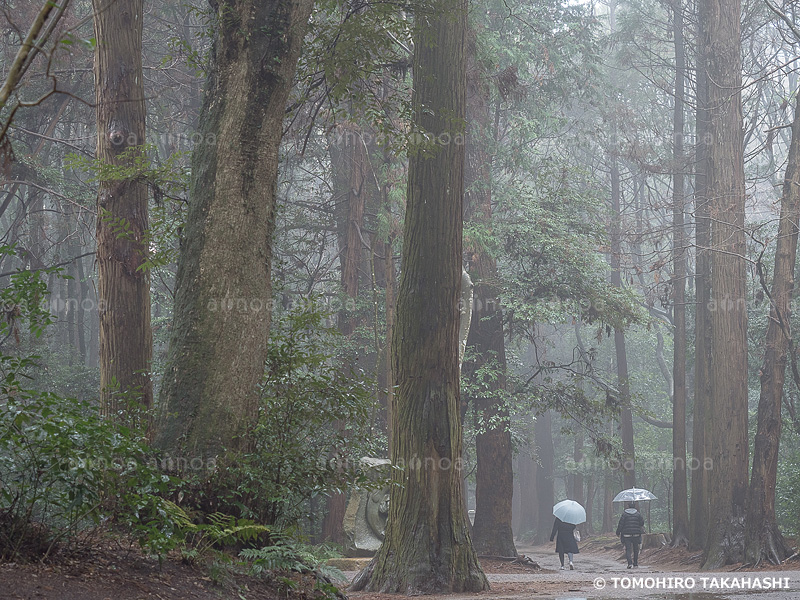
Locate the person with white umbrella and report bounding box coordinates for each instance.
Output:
[551,499,585,570]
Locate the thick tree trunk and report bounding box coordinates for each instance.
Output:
[463,29,515,558]
[155,0,314,458]
[744,96,800,566]
[689,6,711,551]
[701,0,749,569]
[384,234,395,448]
[93,0,153,417]
[671,0,690,548]
[610,159,636,488]
[352,0,487,591]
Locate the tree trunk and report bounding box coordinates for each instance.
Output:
[585,474,596,535]
[516,447,537,538]
[93,0,153,417]
[601,469,615,534]
[322,124,369,544]
[154,0,314,458]
[463,28,515,558]
[610,159,636,488]
[533,410,555,544]
[670,0,690,548]
[352,0,487,590]
[384,234,395,448]
[689,2,711,551]
[744,96,800,566]
[75,253,88,362]
[701,0,749,568]
[572,432,586,537]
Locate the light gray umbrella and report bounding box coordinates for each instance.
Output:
[553,499,587,525]
[613,487,657,502]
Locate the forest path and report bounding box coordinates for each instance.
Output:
[345,541,800,600]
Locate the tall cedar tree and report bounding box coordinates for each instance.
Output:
[701,0,749,568]
[155,0,314,458]
[745,96,800,566]
[670,0,690,548]
[350,0,488,591]
[689,0,711,551]
[93,0,153,417]
[607,1,636,489]
[463,28,516,558]
[322,126,370,543]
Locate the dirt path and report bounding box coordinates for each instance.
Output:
[346,542,800,600]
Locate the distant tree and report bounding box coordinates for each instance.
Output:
[350,0,488,591]
[92,0,153,417]
[462,26,515,558]
[155,0,314,458]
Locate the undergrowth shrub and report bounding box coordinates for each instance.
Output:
[176,303,378,528]
[0,379,179,560]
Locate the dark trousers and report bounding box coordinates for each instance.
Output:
[622,537,639,566]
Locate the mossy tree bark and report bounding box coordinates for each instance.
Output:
[744,96,800,566]
[154,0,313,459]
[351,0,487,591]
[701,0,749,569]
[93,0,153,418]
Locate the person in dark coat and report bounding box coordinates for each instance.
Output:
[550,517,580,570]
[616,501,645,568]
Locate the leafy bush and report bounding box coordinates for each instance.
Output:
[0,379,181,560]
[179,302,376,528]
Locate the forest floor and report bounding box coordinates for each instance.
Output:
[2,536,799,600]
[345,538,800,600]
[0,539,336,600]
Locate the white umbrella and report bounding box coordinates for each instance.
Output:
[613,487,657,502]
[553,499,587,525]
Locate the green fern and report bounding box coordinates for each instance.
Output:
[173,508,269,564]
[239,535,345,583]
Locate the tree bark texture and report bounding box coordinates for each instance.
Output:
[352,0,487,591]
[701,0,749,568]
[671,0,690,548]
[93,0,153,417]
[155,0,314,458]
[689,2,712,550]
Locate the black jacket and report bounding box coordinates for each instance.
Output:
[616,508,645,538]
[550,517,580,554]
